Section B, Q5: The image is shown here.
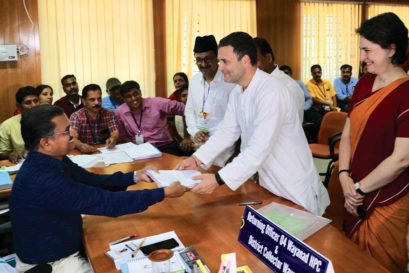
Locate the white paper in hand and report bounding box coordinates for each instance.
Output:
[146,170,202,188]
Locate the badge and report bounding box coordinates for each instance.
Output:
[135,134,144,145]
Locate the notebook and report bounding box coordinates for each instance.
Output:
[0,171,12,190]
[98,142,162,161]
[120,253,185,273]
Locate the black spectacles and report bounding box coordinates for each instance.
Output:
[195,56,216,64]
[53,128,70,137]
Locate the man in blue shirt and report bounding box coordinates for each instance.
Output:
[10,104,186,272]
[102,77,124,111]
[333,64,357,112]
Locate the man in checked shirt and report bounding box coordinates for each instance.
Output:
[70,84,119,153]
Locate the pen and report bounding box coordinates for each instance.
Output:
[131,238,146,258]
[109,233,138,245]
[238,201,262,206]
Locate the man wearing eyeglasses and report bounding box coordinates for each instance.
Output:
[10,104,187,272]
[184,35,236,167]
[0,86,39,163]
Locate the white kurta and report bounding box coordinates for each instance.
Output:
[194,69,329,215]
[185,69,236,166]
[271,67,305,122]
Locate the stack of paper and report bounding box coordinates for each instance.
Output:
[69,151,133,168]
[146,170,202,188]
[106,231,185,270]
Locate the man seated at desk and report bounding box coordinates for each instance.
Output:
[10,104,187,273]
[0,86,39,163]
[115,80,186,155]
[70,84,119,154]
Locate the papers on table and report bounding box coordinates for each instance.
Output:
[1,160,24,173]
[257,202,331,240]
[146,170,202,188]
[0,171,12,190]
[98,142,162,161]
[69,142,162,168]
[106,231,184,271]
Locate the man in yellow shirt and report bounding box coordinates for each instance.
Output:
[0,86,39,163]
[304,64,338,142]
[306,64,337,109]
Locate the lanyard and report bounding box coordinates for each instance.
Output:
[131,109,144,134]
[85,111,102,144]
[202,82,211,113]
[316,82,327,98]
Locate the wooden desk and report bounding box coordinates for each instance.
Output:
[83,153,389,273]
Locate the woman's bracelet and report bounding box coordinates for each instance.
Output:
[338,169,350,176]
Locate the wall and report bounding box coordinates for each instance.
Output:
[256,0,302,79]
[0,0,41,123]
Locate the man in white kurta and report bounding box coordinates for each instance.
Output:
[185,35,236,166]
[253,37,304,121]
[179,32,329,215]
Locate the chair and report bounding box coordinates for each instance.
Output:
[324,161,344,231]
[309,111,347,186]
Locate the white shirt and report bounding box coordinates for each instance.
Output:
[271,66,305,122]
[185,69,236,166]
[195,69,329,215]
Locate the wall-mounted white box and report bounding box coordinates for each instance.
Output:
[0,45,18,62]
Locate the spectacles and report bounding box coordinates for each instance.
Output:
[53,128,70,137]
[195,56,216,64]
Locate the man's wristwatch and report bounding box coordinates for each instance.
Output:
[215,172,225,186]
[354,182,366,195]
[133,171,138,183]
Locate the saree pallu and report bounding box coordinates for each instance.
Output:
[345,75,409,273]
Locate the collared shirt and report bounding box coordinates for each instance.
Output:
[296,80,313,110]
[10,151,164,264]
[70,108,118,144]
[305,79,337,106]
[271,67,304,121]
[54,96,83,117]
[333,77,358,100]
[115,97,184,146]
[102,96,123,111]
[185,69,236,136]
[194,69,329,215]
[0,114,25,154]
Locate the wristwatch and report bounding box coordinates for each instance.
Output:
[354,182,367,195]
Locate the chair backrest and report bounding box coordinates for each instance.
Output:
[324,161,344,231]
[317,112,347,145]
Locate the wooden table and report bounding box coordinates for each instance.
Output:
[83,153,389,273]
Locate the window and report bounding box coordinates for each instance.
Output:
[301,2,361,83]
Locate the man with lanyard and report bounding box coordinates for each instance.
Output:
[102,77,124,111]
[305,64,338,141]
[333,64,357,112]
[115,80,185,156]
[178,32,329,216]
[184,35,236,167]
[70,84,119,154]
[54,74,83,118]
[253,37,304,122]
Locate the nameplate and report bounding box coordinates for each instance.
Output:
[238,206,334,273]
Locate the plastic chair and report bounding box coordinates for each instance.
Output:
[309,111,347,186]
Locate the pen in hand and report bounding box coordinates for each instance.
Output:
[131,238,146,258]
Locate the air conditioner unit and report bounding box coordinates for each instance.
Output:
[0,45,18,62]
